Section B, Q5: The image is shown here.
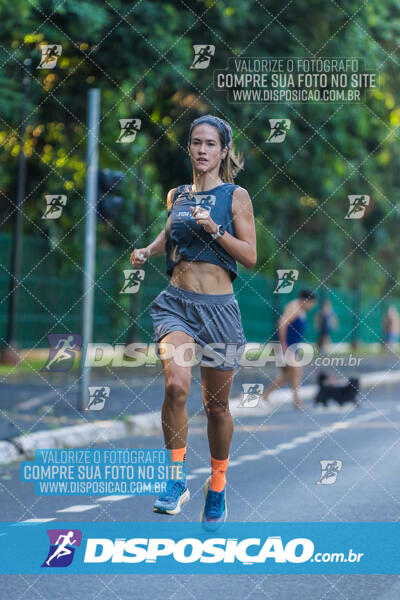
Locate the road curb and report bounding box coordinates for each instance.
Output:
[0,441,20,465]
[1,370,399,466]
[0,412,161,466]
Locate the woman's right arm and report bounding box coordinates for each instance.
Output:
[130,188,176,267]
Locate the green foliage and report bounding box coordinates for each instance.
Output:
[1,0,400,339]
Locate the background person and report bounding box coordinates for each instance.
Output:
[382,305,400,351]
[262,289,317,410]
[314,299,338,353]
[130,114,256,529]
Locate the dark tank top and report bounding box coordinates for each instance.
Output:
[286,314,306,346]
[165,183,239,281]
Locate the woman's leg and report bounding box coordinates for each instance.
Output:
[200,366,235,460]
[262,367,290,402]
[199,366,235,527]
[287,365,303,409]
[153,330,194,514]
[159,330,194,449]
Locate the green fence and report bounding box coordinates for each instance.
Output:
[0,233,396,349]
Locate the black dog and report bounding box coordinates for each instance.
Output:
[314,372,360,407]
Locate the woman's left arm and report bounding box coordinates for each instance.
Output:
[216,186,257,269]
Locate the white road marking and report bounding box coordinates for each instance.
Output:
[291,436,314,444]
[12,518,56,525]
[56,505,99,513]
[186,409,386,478]
[18,390,58,411]
[274,443,297,450]
[98,495,132,502]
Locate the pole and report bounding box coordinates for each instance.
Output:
[1,58,32,364]
[79,88,100,411]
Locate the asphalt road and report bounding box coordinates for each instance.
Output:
[1,352,400,440]
[0,383,399,599]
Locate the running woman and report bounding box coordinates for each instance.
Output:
[262,289,316,410]
[130,115,256,529]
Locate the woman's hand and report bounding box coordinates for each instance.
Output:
[190,205,218,235]
[130,247,150,267]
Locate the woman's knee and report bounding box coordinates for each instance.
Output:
[204,399,230,420]
[165,373,190,405]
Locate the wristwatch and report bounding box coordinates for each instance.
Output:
[211,224,226,240]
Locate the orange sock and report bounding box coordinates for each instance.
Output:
[171,446,186,462]
[170,446,187,481]
[210,455,229,492]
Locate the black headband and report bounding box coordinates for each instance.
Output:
[188,115,232,148]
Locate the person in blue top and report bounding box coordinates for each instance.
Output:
[262,289,317,410]
[314,299,338,353]
[130,115,257,530]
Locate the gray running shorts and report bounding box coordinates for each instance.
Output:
[149,283,247,371]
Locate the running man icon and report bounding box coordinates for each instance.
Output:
[246,383,262,396]
[43,195,66,219]
[274,269,299,294]
[190,45,215,69]
[43,334,80,372]
[37,45,62,69]
[120,269,145,293]
[197,195,215,212]
[239,383,264,408]
[87,386,110,410]
[271,121,288,139]
[345,195,370,219]
[42,529,82,568]
[267,119,291,143]
[116,119,141,143]
[46,532,76,566]
[317,460,343,485]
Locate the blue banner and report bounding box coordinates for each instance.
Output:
[0,522,398,574]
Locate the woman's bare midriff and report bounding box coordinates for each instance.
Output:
[170,260,233,294]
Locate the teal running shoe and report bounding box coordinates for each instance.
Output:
[153,479,190,515]
[200,476,227,531]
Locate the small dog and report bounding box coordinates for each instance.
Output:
[314,372,360,407]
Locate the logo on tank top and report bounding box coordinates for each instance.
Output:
[273,269,299,294]
[192,194,216,216]
[175,192,216,217]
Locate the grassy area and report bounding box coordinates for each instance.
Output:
[0,357,46,377]
[0,356,80,378]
